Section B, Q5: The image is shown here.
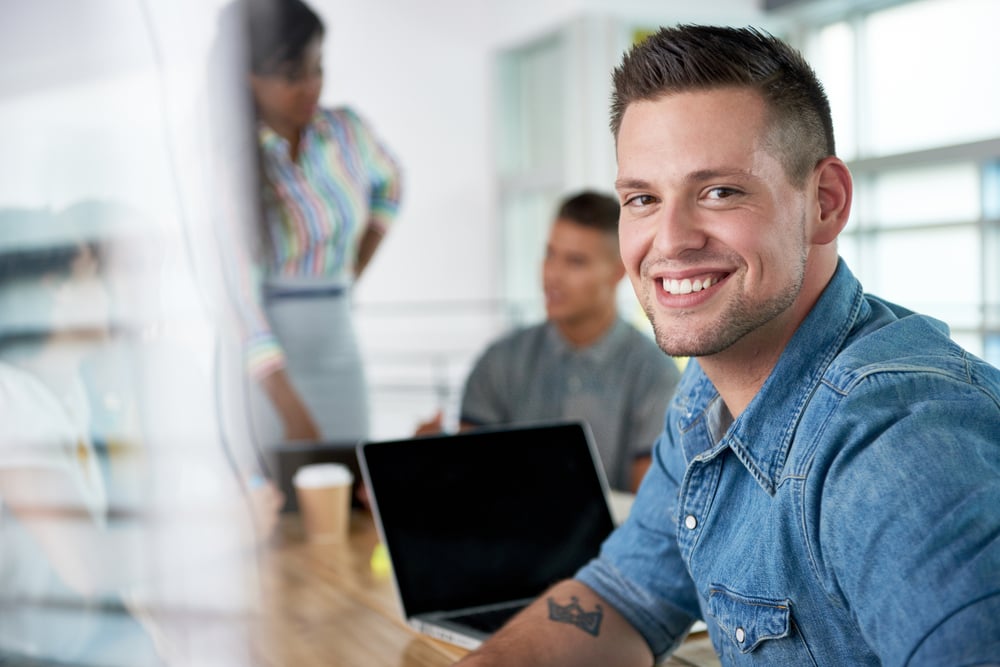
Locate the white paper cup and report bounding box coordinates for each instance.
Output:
[293,463,353,542]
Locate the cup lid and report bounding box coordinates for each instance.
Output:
[293,462,353,488]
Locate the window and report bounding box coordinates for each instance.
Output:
[494,16,622,323]
[801,0,1000,366]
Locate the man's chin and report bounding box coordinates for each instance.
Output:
[547,309,583,328]
[654,327,748,359]
[652,328,716,358]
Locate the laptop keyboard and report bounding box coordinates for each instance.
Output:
[448,604,525,633]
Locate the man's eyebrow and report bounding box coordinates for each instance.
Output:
[614,178,651,191]
[615,169,755,191]
[687,168,754,182]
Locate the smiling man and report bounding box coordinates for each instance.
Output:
[457,25,1000,666]
[419,191,681,492]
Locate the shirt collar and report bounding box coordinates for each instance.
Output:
[257,110,326,160]
[545,317,629,364]
[257,122,287,157]
[683,260,867,495]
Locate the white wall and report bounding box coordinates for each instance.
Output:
[313,0,762,307]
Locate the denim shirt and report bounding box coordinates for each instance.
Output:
[576,260,1000,666]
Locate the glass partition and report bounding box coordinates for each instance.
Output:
[0,3,265,664]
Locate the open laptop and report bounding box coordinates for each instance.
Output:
[358,421,616,649]
[264,441,363,512]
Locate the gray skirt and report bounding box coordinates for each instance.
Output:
[250,280,369,445]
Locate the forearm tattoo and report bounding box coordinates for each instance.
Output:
[547,596,603,636]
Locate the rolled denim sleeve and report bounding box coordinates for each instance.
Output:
[576,428,702,662]
[907,594,1000,665]
[811,359,1000,666]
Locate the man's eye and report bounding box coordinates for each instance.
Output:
[705,187,740,200]
[624,194,655,207]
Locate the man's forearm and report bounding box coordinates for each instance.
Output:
[455,579,652,667]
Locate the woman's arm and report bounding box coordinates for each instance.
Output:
[259,368,321,441]
[353,223,386,280]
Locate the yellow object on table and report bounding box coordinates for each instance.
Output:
[370,542,391,578]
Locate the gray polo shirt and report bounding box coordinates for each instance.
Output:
[460,318,681,491]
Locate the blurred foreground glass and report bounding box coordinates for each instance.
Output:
[0,2,271,665]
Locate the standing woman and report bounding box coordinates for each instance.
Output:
[243,0,402,443]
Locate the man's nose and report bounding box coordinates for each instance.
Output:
[651,198,707,257]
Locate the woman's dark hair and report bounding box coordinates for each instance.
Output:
[246,0,325,75]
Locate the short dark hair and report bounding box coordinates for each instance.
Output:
[556,191,620,235]
[610,25,835,186]
[246,0,325,75]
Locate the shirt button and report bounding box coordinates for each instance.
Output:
[684,514,698,530]
[735,627,746,643]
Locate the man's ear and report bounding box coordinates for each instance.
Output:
[607,236,627,282]
[614,249,625,282]
[811,156,853,245]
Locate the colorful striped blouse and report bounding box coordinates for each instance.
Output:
[246,106,402,378]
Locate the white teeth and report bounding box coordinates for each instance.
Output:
[661,276,717,295]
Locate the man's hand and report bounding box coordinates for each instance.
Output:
[414,410,444,436]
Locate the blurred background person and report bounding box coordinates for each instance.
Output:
[417,192,681,492]
[0,221,162,666]
[239,0,403,446]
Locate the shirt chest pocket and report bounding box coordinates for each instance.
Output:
[707,586,815,663]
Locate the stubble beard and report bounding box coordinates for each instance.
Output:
[642,252,807,359]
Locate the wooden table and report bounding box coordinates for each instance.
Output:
[254,511,721,667]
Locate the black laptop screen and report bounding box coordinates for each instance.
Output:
[361,422,616,617]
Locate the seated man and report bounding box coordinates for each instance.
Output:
[420,191,681,492]
[457,25,1000,666]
